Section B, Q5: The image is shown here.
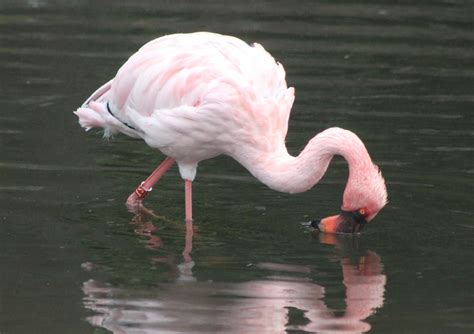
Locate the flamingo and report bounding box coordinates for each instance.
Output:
[74,32,387,234]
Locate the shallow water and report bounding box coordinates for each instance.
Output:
[0,1,473,333]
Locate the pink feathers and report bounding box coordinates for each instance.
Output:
[74,104,104,131]
[75,32,387,227]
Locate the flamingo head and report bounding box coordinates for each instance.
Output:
[312,164,388,234]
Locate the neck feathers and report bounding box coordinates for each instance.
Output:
[232,127,381,200]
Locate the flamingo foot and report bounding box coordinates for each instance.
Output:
[127,203,159,220]
[126,193,158,218]
[126,191,141,208]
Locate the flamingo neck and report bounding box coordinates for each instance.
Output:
[233,127,373,202]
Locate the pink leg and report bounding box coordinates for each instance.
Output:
[185,179,193,222]
[126,157,175,207]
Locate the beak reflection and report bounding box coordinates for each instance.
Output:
[82,221,386,334]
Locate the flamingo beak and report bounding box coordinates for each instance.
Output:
[311,210,367,234]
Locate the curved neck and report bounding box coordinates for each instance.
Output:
[232,127,374,198]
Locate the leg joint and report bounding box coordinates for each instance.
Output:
[134,181,152,200]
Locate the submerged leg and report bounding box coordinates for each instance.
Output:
[126,156,175,208]
[185,179,193,222]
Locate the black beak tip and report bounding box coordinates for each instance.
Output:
[310,219,321,230]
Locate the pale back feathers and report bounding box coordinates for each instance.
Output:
[109,32,294,167]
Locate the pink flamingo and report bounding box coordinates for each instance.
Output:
[74,32,387,233]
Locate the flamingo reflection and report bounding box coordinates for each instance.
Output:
[82,216,385,333]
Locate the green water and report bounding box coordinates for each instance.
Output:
[0,1,473,333]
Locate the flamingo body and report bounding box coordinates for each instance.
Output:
[76,32,293,180]
[75,32,387,230]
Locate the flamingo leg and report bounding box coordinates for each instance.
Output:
[185,179,193,222]
[126,157,175,207]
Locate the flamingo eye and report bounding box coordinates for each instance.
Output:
[359,208,368,216]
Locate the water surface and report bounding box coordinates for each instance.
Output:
[0,1,473,333]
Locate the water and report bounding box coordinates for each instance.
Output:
[0,1,473,333]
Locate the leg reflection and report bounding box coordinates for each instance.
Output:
[82,225,385,333]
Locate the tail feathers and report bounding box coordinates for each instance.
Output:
[75,100,142,139]
[74,101,119,138]
[75,79,114,131]
[75,80,120,137]
[74,102,107,131]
